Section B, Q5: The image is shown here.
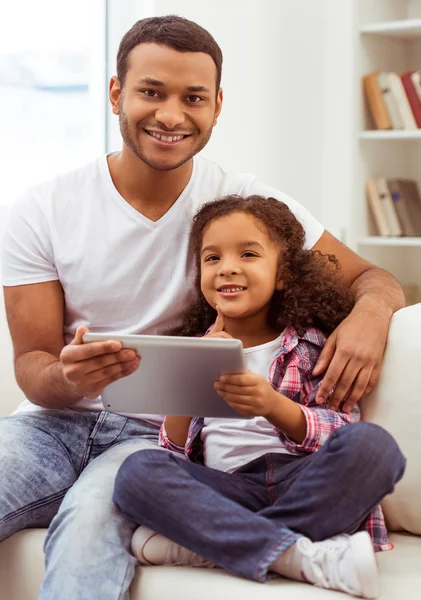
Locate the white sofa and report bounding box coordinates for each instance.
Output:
[0,304,420,600]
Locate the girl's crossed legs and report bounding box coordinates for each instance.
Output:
[113,422,405,594]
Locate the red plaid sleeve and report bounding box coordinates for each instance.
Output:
[297,390,360,453]
[274,341,360,454]
[365,505,393,552]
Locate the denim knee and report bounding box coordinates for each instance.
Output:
[113,448,166,511]
[330,422,406,481]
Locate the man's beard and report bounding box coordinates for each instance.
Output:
[119,111,213,172]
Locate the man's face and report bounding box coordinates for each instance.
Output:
[110,43,223,171]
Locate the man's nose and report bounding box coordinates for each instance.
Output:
[154,98,185,130]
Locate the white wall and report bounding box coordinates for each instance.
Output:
[107,0,330,221]
[319,0,355,242]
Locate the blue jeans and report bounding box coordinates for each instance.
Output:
[114,422,406,583]
[0,409,160,600]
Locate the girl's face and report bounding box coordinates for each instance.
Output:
[200,212,283,321]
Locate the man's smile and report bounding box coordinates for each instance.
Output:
[144,129,193,145]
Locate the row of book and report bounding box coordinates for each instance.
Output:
[366,178,421,237]
[363,71,421,130]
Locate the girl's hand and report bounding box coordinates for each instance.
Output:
[205,306,232,339]
[214,370,277,417]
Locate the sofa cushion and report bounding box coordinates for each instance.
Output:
[360,303,421,534]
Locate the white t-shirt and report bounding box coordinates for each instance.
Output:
[1,153,323,422]
[202,334,292,473]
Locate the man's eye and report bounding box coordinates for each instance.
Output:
[141,89,159,98]
[187,95,203,103]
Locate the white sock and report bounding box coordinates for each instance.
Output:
[270,538,309,581]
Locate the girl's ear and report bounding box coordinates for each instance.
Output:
[275,279,284,291]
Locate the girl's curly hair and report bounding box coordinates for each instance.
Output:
[168,195,354,337]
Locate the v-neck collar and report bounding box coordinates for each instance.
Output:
[100,153,197,229]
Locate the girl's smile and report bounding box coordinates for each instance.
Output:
[217,284,248,298]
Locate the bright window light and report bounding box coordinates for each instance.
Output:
[0,0,106,205]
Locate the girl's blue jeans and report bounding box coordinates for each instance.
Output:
[113,421,406,583]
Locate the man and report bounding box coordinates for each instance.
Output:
[0,14,404,600]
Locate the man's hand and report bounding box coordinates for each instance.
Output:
[214,370,276,417]
[313,307,390,413]
[60,326,140,399]
[205,306,233,339]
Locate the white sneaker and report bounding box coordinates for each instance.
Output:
[298,532,379,598]
[131,526,215,568]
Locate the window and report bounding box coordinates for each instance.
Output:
[0,0,106,205]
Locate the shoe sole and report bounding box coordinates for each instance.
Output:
[349,531,380,599]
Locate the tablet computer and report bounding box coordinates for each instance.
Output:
[82,333,247,418]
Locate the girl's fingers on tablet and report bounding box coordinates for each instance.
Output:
[222,398,254,416]
[215,381,254,395]
[219,372,253,386]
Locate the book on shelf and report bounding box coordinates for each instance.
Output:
[401,72,421,128]
[366,179,391,236]
[363,73,392,130]
[376,178,403,236]
[366,178,421,237]
[411,71,421,103]
[363,71,420,130]
[377,73,403,129]
[387,180,417,236]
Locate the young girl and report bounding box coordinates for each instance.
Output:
[113,195,405,598]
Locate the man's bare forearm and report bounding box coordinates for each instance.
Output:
[350,266,405,319]
[15,351,83,408]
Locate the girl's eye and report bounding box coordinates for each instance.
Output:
[204,255,219,262]
[242,252,258,258]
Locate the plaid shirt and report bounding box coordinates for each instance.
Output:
[160,326,392,551]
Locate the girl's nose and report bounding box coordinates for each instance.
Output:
[218,262,240,276]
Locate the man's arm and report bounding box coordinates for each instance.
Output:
[4,282,139,408]
[311,230,405,411]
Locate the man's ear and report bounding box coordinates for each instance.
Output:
[213,88,223,126]
[109,76,121,116]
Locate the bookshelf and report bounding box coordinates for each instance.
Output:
[359,236,421,247]
[352,0,421,303]
[359,130,421,139]
[360,18,421,39]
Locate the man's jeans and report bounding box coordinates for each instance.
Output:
[0,409,160,600]
[114,422,406,583]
